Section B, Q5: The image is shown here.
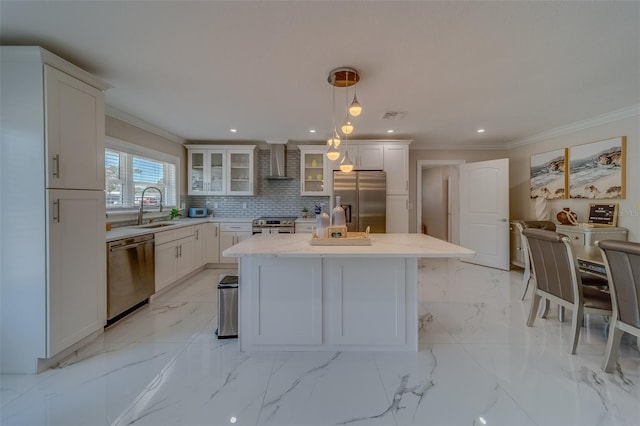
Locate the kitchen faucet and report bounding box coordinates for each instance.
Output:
[137,186,163,225]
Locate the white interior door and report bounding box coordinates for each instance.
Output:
[459,158,510,270]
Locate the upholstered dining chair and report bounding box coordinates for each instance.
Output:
[523,228,612,354]
[516,221,556,300]
[596,240,640,372]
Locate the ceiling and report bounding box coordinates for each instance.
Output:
[2,1,639,148]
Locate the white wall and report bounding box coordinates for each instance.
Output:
[421,167,448,240]
[508,114,639,242]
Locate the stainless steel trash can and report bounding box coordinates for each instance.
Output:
[217,275,238,338]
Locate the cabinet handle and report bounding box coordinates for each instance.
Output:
[406,199,408,209]
[52,154,60,179]
[179,245,182,257]
[196,229,199,240]
[405,181,408,191]
[176,246,180,258]
[215,227,218,237]
[52,199,60,222]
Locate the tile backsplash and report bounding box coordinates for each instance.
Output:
[186,148,329,218]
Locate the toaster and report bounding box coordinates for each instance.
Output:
[188,207,208,218]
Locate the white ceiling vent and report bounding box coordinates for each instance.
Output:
[379,111,407,120]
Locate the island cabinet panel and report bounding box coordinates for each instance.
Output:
[325,258,406,346]
[248,258,322,345]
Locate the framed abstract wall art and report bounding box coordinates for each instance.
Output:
[568,136,626,199]
[530,148,567,199]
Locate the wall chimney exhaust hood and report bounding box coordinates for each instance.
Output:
[265,141,292,180]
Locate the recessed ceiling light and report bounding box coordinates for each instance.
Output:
[387,129,395,133]
[477,129,485,133]
[230,128,237,133]
[309,129,316,133]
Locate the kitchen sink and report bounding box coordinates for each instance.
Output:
[136,222,175,229]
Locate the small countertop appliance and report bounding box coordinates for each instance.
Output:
[188,207,207,217]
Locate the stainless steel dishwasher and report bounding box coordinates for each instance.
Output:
[107,234,155,324]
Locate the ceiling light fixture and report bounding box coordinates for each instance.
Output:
[230,128,237,133]
[477,129,485,133]
[327,67,362,166]
[309,129,316,133]
[387,129,395,134]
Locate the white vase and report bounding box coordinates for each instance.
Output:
[331,196,346,227]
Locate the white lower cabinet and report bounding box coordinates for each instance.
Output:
[219,222,252,264]
[249,257,323,345]
[386,195,409,233]
[202,223,220,264]
[47,189,106,357]
[326,258,405,346]
[154,227,196,292]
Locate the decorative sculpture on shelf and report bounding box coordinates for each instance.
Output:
[556,207,578,225]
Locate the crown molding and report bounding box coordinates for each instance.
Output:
[411,143,507,151]
[507,104,640,149]
[106,105,186,144]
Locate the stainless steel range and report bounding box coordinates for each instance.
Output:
[252,216,296,234]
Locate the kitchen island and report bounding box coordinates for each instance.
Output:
[223,233,474,351]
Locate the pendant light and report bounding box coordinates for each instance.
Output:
[348,84,362,117]
[339,130,354,172]
[327,143,340,161]
[326,67,362,164]
[339,149,354,173]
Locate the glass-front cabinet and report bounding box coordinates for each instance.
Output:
[298,145,331,196]
[186,145,255,196]
[227,150,254,195]
[188,149,225,195]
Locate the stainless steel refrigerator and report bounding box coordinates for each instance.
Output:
[333,171,386,233]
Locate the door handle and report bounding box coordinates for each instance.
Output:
[52,199,60,222]
[499,218,508,222]
[52,154,60,179]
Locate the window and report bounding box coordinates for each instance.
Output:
[105,137,179,210]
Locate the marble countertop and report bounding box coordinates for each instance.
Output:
[223,233,475,258]
[106,217,253,242]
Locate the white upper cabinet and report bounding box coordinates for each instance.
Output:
[188,149,226,195]
[355,144,384,170]
[383,144,409,195]
[298,145,331,196]
[330,142,384,171]
[227,149,254,195]
[186,145,256,196]
[45,65,105,190]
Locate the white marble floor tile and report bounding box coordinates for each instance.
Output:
[462,341,640,426]
[374,346,536,426]
[1,341,188,426]
[111,341,276,426]
[100,298,215,344]
[258,351,394,426]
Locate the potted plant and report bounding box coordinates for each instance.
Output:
[169,208,182,220]
[301,207,309,219]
